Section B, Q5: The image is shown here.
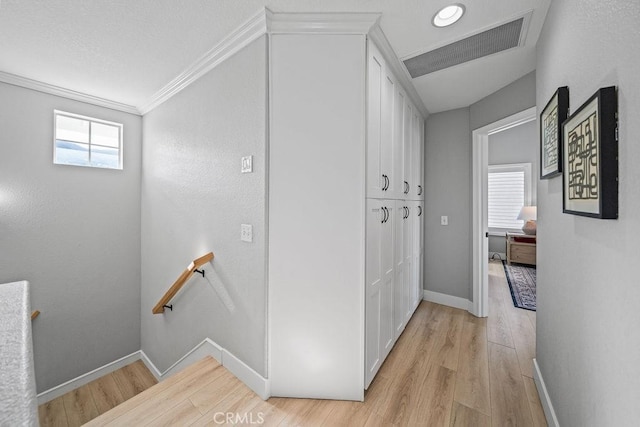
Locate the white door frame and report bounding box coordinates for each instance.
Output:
[471,107,537,317]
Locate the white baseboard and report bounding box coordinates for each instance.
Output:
[533,358,559,427]
[38,338,270,405]
[37,351,142,405]
[423,290,472,312]
[222,349,270,400]
[139,338,223,381]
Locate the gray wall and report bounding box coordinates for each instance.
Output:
[488,120,538,255]
[536,1,640,425]
[0,82,142,392]
[424,72,536,300]
[141,36,268,376]
[470,71,536,130]
[424,108,471,299]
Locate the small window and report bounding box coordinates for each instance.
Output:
[488,163,532,232]
[54,111,123,170]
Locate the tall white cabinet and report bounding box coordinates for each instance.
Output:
[365,40,424,387]
[268,14,425,401]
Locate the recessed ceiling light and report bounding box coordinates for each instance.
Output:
[432,4,465,28]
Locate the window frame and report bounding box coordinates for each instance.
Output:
[53,110,124,170]
[487,162,532,234]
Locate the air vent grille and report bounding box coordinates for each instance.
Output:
[404,17,525,78]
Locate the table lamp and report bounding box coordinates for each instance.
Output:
[517,205,537,235]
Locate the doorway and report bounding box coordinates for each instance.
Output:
[471,107,536,317]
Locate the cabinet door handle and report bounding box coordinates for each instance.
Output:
[407,207,410,218]
[385,207,389,223]
[407,183,410,194]
[381,207,385,224]
[418,206,422,216]
[418,185,422,195]
[404,181,408,194]
[383,175,389,191]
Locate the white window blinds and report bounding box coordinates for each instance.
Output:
[488,163,531,231]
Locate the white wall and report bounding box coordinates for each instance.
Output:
[268,34,366,400]
[141,36,268,376]
[0,82,142,392]
[536,1,640,425]
[488,120,538,254]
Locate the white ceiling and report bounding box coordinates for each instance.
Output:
[0,0,551,115]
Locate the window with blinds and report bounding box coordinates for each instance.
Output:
[488,163,531,232]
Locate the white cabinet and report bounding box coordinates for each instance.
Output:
[410,201,424,313]
[411,113,424,201]
[268,29,425,400]
[367,42,396,199]
[364,39,426,387]
[365,200,394,388]
[393,200,406,338]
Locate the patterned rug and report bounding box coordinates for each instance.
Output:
[502,260,536,311]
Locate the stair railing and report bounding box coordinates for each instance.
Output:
[152,252,214,314]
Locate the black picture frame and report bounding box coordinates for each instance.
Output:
[540,86,569,179]
[562,86,618,219]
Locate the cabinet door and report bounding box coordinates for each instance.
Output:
[403,100,413,198]
[411,111,423,201]
[380,203,395,359]
[365,199,395,388]
[365,200,383,387]
[410,201,424,313]
[403,204,413,323]
[393,89,406,200]
[381,69,396,198]
[393,200,405,339]
[367,43,384,198]
[418,116,425,201]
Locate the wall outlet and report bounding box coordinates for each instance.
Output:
[241,224,253,242]
[241,156,253,173]
[441,216,449,226]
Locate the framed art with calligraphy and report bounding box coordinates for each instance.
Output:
[562,86,618,219]
[540,86,569,179]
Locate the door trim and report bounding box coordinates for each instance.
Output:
[471,107,536,317]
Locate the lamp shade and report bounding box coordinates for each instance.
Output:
[517,205,537,235]
[517,206,537,221]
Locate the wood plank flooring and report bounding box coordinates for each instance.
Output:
[39,260,544,426]
[38,360,158,427]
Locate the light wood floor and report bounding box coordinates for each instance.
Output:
[40,260,544,426]
[38,360,158,426]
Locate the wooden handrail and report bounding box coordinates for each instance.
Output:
[152,252,214,314]
[31,310,40,320]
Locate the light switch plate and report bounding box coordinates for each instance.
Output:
[241,224,253,242]
[441,216,449,226]
[241,156,253,173]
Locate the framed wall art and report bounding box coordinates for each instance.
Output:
[562,86,618,219]
[540,86,569,179]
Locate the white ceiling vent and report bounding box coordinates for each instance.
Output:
[404,12,532,78]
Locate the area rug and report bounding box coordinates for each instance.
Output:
[502,260,536,311]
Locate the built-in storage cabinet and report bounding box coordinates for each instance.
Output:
[367,42,397,199]
[269,27,425,401]
[365,200,395,388]
[364,39,425,389]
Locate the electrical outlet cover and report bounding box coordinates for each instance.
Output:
[241,156,253,173]
[241,224,253,242]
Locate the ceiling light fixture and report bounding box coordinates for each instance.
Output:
[432,4,465,28]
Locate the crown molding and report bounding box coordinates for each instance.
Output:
[267,10,381,34]
[0,71,140,115]
[138,8,269,115]
[368,24,429,118]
